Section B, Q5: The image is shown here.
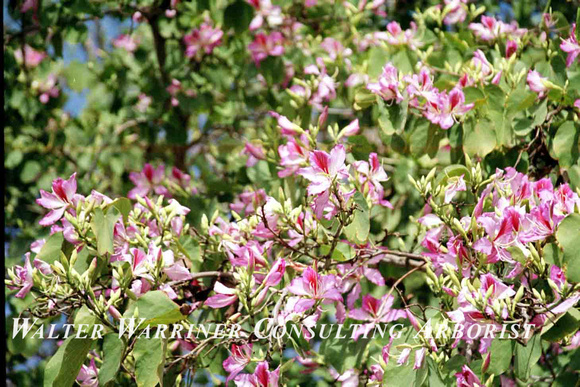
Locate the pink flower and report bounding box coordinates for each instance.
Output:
[329,368,359,386]
[20,0,38,13]
[424,89,474,129]
[76,358,98,387]
[9,253,34,298]
[234,361,279,387]
[298,144,349,196]
[473,211,521,263]
[378,21,423,50]
[353,153,393,208]
[135,93,152,112]
[112,34,139,52]
[230,189,267,215]
[469,16,527,42]
[163,249,192,281]
[37,74,59,104]
[543,13,556,29]
[128,164,169,199]
[36,173,81,226]
[405,67,435,106]
[444,174,467,203]
[455,365,482,387]
[338,259,385,309]
[565,331,580,351]
[549,265,566,294]
[14,45,46,68]
[269,111,303,136]
[248,32,285,65]
[287,267,343,312]
[480,273,516,300]
[338,119,360,138]
[304,58,338,107]
[223,343,253,382]
[382,337,395,365]
[527,70,549,97]
[443,0,467,25]
[367,63,403,103]
[122,248,154,280]
[414,347,426,369]
[471,49,493,77]
[348,294,406,339]
[205,282,238,308]
[397,348,411,365]
[320,37,352,60]
[243,142,267,167]
[247,0,283,31]
[132,11,143,22]
[184,23,223,59]
[575,99,580,110]
[345,73,369,88]
[278,136,309,177]
[560,24,580,67]
[505,40,518,58]
[262,258,286,287]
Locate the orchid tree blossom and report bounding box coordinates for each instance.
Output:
[128,164,169,199]
[287,267,343,312]
[423,88,474,129]
[36,173,82,226]
[367,63,403,103]
[205,281,239,309]
[348,294,406,340]
[234,361,280,387]
[76,358,99,387]
[223,343,253,382]
[560,24,580,67]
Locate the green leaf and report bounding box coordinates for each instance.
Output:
[551,122,579,168]
[112,198,132,223]
[542,309,580,342]
[36,233,64,264]
[488,339,513,375]
[354,88,376,110]
[321,242,356,262]
[90,207,120,256]
[285,321,310,357]
[134,338,166,387]
[409,120,443,158]
[65,61,97,92]
[543,242,563,267]
[223,1,254,34]
[368,47,388,78]
[260,56,285,85]
[44,337,93,387]
[123,291,186,327]
[318,325,370,373]
[378,99,408,136]
[514,334,542,381]
[556,213,580,282]
[74,305,99,333]
[99,334,126,386]
[434,164,471,189]
[577,8,580,40]
[462,87,486,108]
[383,363,415,386]
[427,358,446,387]
[463,117,497,157]
[344,192,370,244]
[21,160,41,183]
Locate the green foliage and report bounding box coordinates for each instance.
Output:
[44,336,94,387]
